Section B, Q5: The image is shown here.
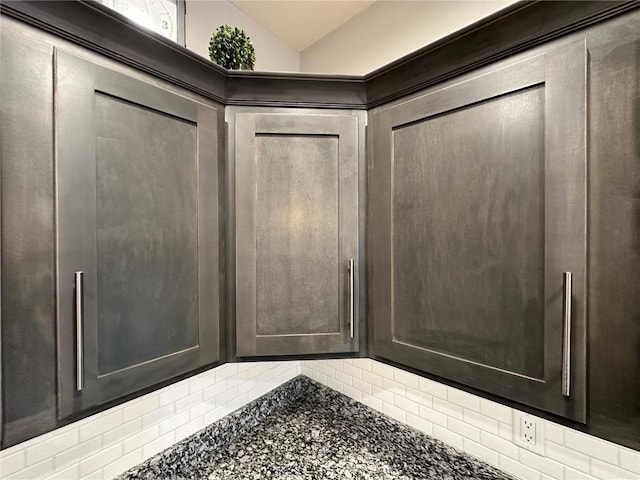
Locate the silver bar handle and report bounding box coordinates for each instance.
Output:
[348,259,355,338]
[562,272,572,397]
[75,271,84,392]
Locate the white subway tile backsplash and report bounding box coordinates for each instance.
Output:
[352,358,372,371]
[334,370,354,386]
[318,363,336,378]
[53,437,102,472]
[360,395,383,412]
[447,417,480,442]
[342,385,362,402]
[480,431,518,460]
[202,380,228,401]
[463,438,499,467]
[122,426,159,455]
[591,458,639,480]
[78,444,122,478]
[122,396,159,423]
[302,359,640,480]
[202,406,228,426]
[101,450,142,480]
[463,410,499,436]
[361,370,383,388]
[3,359,639,480]
[0,450,26,477]
[406,413,433,435]
[405,386,432,408]
[432,425,464,449]
[371,385,394,404]
[142,432,175,459]
[563,465,597,480]
[188,372,217,394]
[618,447,640,474]
[518,448,563,480]
[26,430,79,466]
[418,405,448,427]
[393,369,419,390]
[544,441,591,474]
[499,454,541,480]
[158,383,190,406]
[45,463,80,480]
[79,411,123,443]
[215,363,239,381]
[381,377,405,396]
[175,391,203,413]
[141,404,175,429]
[433,396,464,420]
[175,418,204,442]
[8,459,55,480]
[564,429,618,465]
[382,402,406,423]
[447,388,480,412]
[370,361,395,380]
[544,421,564,444]
[393,394,419,415]
[418,377,448,399]
[352,377,373,395]
[342,363,362,379]
[102,419,142,448]
[498,421,513,441]
[480,399,512,425]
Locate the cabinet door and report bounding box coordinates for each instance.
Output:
[55,50,221,418]
[371,42,587,421]
[235,113,359,356]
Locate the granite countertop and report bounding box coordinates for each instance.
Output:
[118,376,515,480]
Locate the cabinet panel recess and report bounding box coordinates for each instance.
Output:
[371,42,587,422]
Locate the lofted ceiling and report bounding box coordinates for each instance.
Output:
[230,0,376,52]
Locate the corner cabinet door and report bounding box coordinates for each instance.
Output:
[55,50,221,419]
[235,113,359,356]
[371,42,587,422]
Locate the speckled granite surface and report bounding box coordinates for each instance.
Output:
[118,376,515,480]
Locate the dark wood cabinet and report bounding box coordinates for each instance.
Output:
[55,50,222,418]
[232,110,361,357]
[370,41,588,422]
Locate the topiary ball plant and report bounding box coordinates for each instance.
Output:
[208,25,256,70]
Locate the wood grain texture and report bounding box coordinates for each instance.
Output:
[55,49,221,419]
[392,87,545,378]
[1,1,637,109]
[586,12,640,449]
[371,41,587,422]
[255,135,339,336]
[0,20,57,448]
[95,94,199,375]
[235,113,359,356]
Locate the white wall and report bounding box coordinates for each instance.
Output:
[300,0,517,75]
[185,0,300,72]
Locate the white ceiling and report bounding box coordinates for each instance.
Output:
[231,1,376,52]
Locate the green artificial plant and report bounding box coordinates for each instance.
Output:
[208,25,256,70]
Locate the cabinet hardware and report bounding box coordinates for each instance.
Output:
[75,271,84,391]
[562,272,572,397]
[348,259,355,338]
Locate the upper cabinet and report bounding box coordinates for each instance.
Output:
[231,109,362,357]
[370,42,587,422]
[55,50,222,418]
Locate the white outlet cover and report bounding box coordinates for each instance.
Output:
[513,411,545,455]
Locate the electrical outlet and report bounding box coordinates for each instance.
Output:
[521,417,536,444]
[513,412,545,455]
